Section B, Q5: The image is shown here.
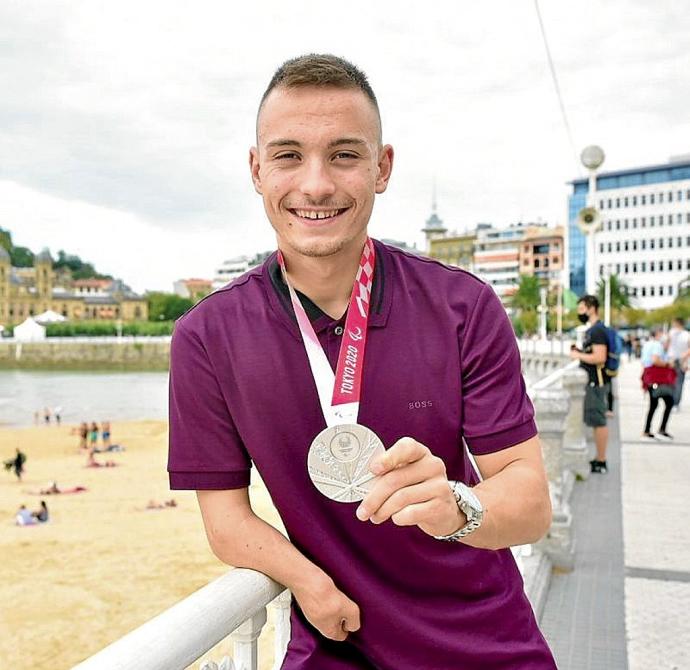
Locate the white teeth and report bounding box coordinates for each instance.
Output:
[294,209,341,219]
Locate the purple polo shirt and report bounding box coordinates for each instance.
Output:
[168,240,556,670]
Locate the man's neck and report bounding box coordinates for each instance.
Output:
[589,315,600,326]
[280,237,367,320]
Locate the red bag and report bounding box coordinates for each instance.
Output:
[641,365,677,390]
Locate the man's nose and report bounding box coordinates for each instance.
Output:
[298,158,337,200]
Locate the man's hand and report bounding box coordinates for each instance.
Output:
[291,573,361,642]
[569,346,581,360]
[356,437,464,537]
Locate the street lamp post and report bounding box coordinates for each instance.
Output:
[577,145,605,296]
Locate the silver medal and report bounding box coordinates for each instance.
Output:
[307,424,385,503]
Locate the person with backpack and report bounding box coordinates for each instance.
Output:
[570,295,610,473]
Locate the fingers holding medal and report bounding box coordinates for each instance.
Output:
[356,437,463,537]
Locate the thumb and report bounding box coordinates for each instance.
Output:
[343,600,361,632]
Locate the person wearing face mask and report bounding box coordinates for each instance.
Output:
[570,295,609,473]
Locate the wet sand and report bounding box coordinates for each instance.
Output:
[0,421,284,669]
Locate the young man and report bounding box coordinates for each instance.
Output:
[168,54,556,669]
[570,295,609,473]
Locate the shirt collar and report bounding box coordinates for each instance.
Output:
[264,238,392,338]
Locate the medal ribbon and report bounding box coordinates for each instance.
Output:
[278,238,375,427]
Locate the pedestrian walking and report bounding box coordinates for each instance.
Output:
[89,422,99,450]
[54,406,62,426]
[570,295,609,473]
[4,448,27,481]
[101,421,111,449]
[667,317,689,409]
[43,407,51,426]
[641,327,676,440]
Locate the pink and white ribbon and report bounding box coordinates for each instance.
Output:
[278,239,375,427]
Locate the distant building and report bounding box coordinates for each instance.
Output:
[213,251,273,290]
[421,192,447,252]
[174,278,214,300]
[0,248,147,324]
[381,239,420,254]
[428,232,475,271]
[568,154,690,308]
[518,226,565,290]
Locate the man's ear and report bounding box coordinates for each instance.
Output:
[375,144,394,194]
[249,147,262,194]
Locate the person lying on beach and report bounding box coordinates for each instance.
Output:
[33,483,87,495]
[86,450,117,468]
[145,499,178,510]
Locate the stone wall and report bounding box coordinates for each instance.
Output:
[0,339,170,370]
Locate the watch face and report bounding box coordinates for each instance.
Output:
[455,482,483,518]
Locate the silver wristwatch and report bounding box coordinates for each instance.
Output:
[433,480,484,542]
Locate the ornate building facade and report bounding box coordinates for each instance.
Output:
[0,248,148,324]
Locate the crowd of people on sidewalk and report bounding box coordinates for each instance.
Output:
[571,295,688,475]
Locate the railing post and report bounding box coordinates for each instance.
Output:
[271,590,292,670]
[561,367,590,487]
[231,608,267,670]
[532,387,575,571]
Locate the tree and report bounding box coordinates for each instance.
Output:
[596,274,631,310]
[10,246,34,267]
[147,292,194,321]
[510,275,541,312]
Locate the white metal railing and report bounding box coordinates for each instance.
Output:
[527,360,579,394]
[72,569,289,670]
[1,335,172,344]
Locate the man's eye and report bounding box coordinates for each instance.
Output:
[333,152,358,160]
[275,152,299,160]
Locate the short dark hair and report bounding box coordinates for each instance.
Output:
[577,294,599,311]
[258,54,381,138]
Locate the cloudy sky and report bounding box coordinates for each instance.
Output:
[1,1,688,292]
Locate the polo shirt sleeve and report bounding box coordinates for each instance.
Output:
[460,284,537,455]
[590,324,608,347]
[168,322,251,490]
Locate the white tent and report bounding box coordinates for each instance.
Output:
[14,318,46,342]
[35,309,66,324]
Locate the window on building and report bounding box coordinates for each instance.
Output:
[668,260,673,271]
[607,242,611,252]
[641,195,646,205]
[599,265,604,276]
[659,286,664,296]
[686,212,690,223]
[659,238,664,249]
[624,241,629,251]
[624,219,629,230]
[679,190,683,201]
[616,220,621,230]
[677,213,683,223]
[650,240,655,250]
[641,217,646,227]
[632,218,637,228]
[687,258,690,270]
[616,198,621,207]
[615,263,621,274]
[616,241,621,252]
[624,197,629,207]
[534,259,540,268]
[641,287,647,297]
[678,259,683,270]
[668,214,673,224]
[650,194,655,204]
[633,262,638,272]
[632,196,637,206]
[552,256,559,266]
[650,260,656,271]
[650,216,655,226]
[659,192,664,203]
[633,240,638,251]
[669,237,674,248]
[607,199,612,208]
[624,263,629,273]
[599,243,604,253]
[669,286,674,296]
[650,286,656,296]
[544,258,550,268]
[669,191,674,202]
[599,199,604,209]
[524,244,529,252]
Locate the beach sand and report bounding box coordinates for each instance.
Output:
[0,421,285,669]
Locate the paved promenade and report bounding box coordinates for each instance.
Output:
[540,358,690,670]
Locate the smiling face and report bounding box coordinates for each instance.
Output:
[250,86,393,258]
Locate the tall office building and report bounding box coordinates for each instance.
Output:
[568,155,690,309]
